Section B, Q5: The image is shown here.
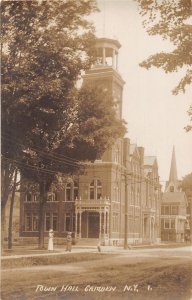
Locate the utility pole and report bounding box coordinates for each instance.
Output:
[124,172,131,249]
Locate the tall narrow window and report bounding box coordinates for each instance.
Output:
[74,181,79,200]
[97,180,102,199]
[112,213,119,232]
[25,193,32,202]
[25,213,32,231]
[64,181,79,201]
[114,146,120,163]
[164,220,169,229]
[32,214,39,231]
[89,179,102,200]
[65,213,71,232]
[90,181,95,200]
[33,194,39,202]
[137,188,140,206]
[66,183,71,201]
[45,213,51,231]
[52,213,58,231]
[72,213,76,231]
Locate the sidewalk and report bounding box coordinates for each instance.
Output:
[1,242,191,260]
[1,246,98,260]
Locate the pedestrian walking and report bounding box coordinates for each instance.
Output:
[66,232,72,252]
[97,241,101,252]
[48,229,54,251]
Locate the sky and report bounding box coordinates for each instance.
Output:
[89,0,192,184]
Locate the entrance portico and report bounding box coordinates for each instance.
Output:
[143,211,156,244]
[75,198,110,245]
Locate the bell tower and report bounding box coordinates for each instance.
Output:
[83,38,125,119]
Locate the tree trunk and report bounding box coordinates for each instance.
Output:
[38,181,47,249]
[1,162,15,252]
[1,204,6,253]
[8,169,18,250]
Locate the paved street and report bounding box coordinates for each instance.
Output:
[1,246,192,300]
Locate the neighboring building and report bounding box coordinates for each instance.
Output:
[142,156,161,244]
[20,38,161,245]
[161,147,187,242]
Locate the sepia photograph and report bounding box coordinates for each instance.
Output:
[1,0,192,299]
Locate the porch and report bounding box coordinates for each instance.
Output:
[74,198,110,245]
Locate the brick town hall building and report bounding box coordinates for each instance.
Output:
[20,38,162,246]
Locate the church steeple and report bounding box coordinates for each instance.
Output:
[165,146,179,192]
[169,146,178,183]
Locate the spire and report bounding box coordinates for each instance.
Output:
[169,146,178,183]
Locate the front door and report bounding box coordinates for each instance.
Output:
[88,212,100,238]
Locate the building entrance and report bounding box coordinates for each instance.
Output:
[88,212,100,238]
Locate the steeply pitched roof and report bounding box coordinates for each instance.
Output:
[169,146,178,183]
[165,146,179,192]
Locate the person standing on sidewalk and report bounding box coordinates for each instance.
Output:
[48,229,54,251]
[66,232,72,252]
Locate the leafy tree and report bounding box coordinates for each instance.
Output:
[136,0,192,129]
[1,0,97,248]
[181,173,192,241]
[181,173,192,189]
[1,0,126,248]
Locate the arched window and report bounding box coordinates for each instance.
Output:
[90,179,102,200]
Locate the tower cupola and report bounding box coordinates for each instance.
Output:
[83,37,125,120]
[93,38,121,70]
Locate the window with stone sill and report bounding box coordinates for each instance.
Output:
[25,192,39,202]
[24,212,39,231]
[45,212,58,231]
